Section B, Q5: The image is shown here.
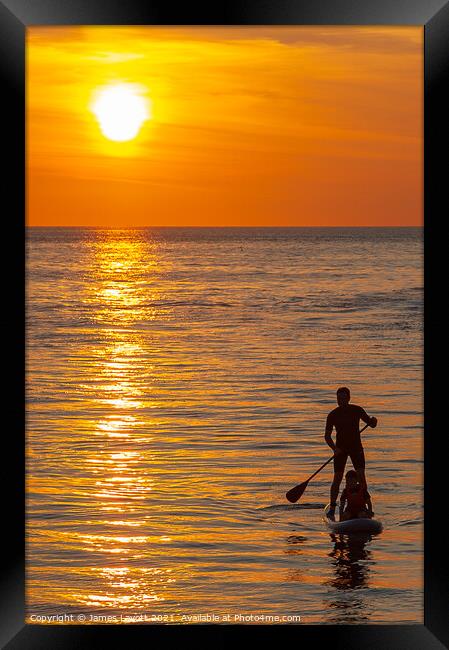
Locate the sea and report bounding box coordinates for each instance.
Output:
[26,226,423,624]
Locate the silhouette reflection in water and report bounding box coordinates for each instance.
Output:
[324,532,376,623]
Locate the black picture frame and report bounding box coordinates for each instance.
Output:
[1,0,447,647]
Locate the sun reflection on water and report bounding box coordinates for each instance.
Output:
[36,231,177,612]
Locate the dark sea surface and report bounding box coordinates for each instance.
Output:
[26,227,423,624]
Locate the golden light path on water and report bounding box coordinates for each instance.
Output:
[67,234,174,611]
[26,227,423,623]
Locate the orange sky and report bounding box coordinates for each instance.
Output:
[27,26,423,227]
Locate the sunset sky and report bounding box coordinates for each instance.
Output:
[27,26,422,227]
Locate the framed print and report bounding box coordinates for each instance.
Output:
[0,0,447,648]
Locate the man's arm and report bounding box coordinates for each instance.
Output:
[360,407,377,428]
[324,413,336,452]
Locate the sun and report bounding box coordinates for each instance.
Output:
[91,83,151,142]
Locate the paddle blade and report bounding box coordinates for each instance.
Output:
[286,481,309,503]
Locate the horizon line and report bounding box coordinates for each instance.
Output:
[26,224,423,229]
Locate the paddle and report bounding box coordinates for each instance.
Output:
[285,423,370,503]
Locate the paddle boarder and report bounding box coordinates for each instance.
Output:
[325,387,377,519]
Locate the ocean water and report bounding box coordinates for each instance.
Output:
[26,227,423,625]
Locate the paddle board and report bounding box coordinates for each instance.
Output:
[324,504,383,534]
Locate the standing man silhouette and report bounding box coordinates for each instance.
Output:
[325,387,377,519]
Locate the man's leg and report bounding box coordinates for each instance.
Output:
[331,450,347,503]
[356,468,367,491]
[351,448,367,490]
[330,471,344,506]
[328,452,346,519]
